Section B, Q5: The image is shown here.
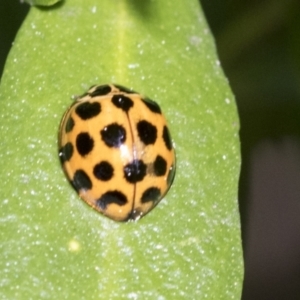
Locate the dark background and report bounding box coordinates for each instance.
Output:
[1,0,300,299]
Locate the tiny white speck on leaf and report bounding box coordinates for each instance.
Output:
[68,239,81,252]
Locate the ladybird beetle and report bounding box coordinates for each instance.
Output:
[58,84,176,222]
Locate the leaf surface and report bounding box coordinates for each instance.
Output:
[0,0,243,299]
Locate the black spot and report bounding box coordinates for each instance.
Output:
[141,187,161,203]
[124,160,147,183]
[163,126,172,150]
[101,123,126,148]
[75,102,101,120]
[76,132,94,156]
[142,98,162,114]
[59,142,73,163]
[111,94,134,112]
[114,84,136,94]
[89,85,112,97]
[65,117,75,133]
[137,120,157,145]
[72,169,92,191]
[96,191,128,210]
[93,161,114,181]
[153,155,167,176]
[167,164,176,186]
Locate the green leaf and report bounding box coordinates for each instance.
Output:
[0,0,243,299]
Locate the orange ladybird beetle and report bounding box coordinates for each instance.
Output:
[58,84,175,222]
